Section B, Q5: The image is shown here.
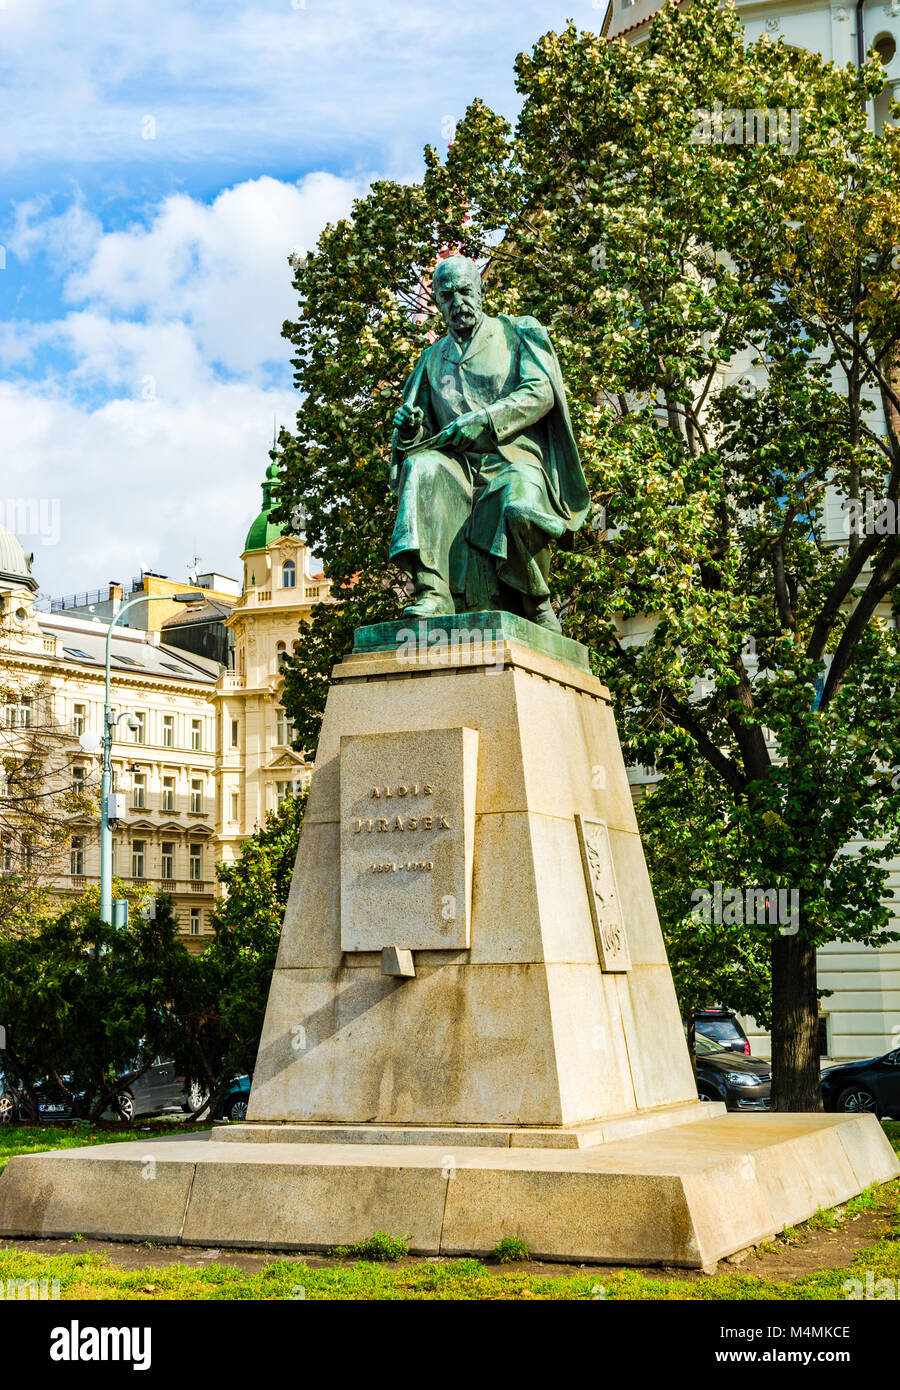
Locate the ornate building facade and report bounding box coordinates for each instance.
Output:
[0,452,330,952]
[0,525,220,954]
[212,459,331,870]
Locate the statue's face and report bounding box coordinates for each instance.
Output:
[433,260,483,341]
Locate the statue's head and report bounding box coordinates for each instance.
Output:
[432,256,484,341]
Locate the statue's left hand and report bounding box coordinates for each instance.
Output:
[394,403,424,439]
[442,411,488,448]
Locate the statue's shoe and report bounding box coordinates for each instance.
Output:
[526,600,562,632]
[402,597,456,618]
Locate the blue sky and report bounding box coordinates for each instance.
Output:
[1,0,608,595]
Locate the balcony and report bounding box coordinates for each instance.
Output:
[56,873,216,897]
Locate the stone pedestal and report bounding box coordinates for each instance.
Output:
[247,616,700,1133]
[0,615,896,1268]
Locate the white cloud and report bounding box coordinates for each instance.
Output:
[12,173,366,384]
[0,171,367,590]
[9,199,102,272]
[0,0,582,173]
[0,378,297,594]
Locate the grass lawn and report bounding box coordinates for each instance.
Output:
[0,1120,898,1301]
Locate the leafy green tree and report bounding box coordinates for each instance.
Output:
[0,893,190,1121]
[274,3,900,1109]
[171,791,307,1117]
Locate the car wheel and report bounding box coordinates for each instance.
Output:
[182,1082,208,1114]
[116,1091,135,1123]
[227,1097,248,1121]
[836,1085,880,1117]
[697,1089,718,1103]
[0,1092,17,1123]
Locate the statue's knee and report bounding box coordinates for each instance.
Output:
[407,449,446,483]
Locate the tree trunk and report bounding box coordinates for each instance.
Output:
[770,932,822,1112]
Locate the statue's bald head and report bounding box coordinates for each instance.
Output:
[432,256,484,343]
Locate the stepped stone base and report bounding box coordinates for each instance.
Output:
[216,1098,723,1149]
[0,1112,895,1270]
[3,625,897,1267]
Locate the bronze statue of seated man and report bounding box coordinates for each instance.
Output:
[389,256,589,631]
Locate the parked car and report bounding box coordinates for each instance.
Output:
[694,1032,771,1110]
[692,1008,751,1055]
[0,1060,205,1123]
[820,1049,900,1119]
[216,1074,251,1122]
[0,1072,83,1122]
[113,1059,206,1122]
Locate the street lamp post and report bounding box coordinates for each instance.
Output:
[99,591,203,924]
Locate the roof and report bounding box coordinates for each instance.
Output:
[0,522,37,590]
[161,598,235,628]
[245,456,289,553]
[38,613,220,683]
[605,0,686,40]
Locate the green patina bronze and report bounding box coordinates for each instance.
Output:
[389,256,589,632]
[353,611,591,672]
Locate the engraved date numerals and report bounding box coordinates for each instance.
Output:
[370,860,434,873]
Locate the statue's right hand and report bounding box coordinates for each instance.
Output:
[394,404,423,438]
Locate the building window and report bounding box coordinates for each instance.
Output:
[1,837,11,872]
[276,780,296,804]
[132,711,145,744]
[132,840,146,879]
[189,845,202,881]
[230,790,239,821]
[190,779,203,814]
[70,836,84,876]
[230,718,239,748]
[132,773,147,809]
[162,776,176,811]
[275,709,294,746]
[72,765,86,794]
[5,696,31,730]
[161,842,175,880]
[162,715,174,748]
[22,841,33,870]
[191,719,202,751]
[72,703,87,736]
[282,559,296,589]
[190,907,201,936]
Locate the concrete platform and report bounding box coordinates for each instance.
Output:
[1,1112,895,1270]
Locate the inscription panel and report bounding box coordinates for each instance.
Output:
[340,727,479,952]
[575,816,631,972]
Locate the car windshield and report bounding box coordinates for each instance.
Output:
[698,1020,742,1042]
[695,1034,725,1056]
